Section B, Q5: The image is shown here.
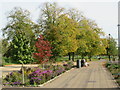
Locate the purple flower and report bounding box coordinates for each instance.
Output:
[13,81,21,85]
[34,69,42,73]
[41,70,53,74]
[47,70,52,73]
[31,77,41,80]
[42,71,47,74]
[31,77,38,79]
[10,72,13,76]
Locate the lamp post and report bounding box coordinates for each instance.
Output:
[118,1,120,64]
[106,34,111,61]
[108,34,111,61]
[118,24,120,63]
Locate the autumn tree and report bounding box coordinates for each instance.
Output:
[38,2,64,59]
[38,2,107,61]
[84,19,106,60]
[67,8,84,22]
[67,9,106,60]
[76,18,106,60]
[56,14,79,61]
[33,35,52,64]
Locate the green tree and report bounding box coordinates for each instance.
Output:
[0,39,2,54]
[2,7,40,63]
[2,39,9,56]
[2,7,40,47]
[2,7,40,61]
[107,37,118,60]
[39,2,64,31]
[9,31,34,64]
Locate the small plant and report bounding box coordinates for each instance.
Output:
[106,63,120,87]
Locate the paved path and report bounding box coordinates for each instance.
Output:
[41,60,118,88]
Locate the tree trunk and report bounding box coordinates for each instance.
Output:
[22,64,24,86]
[112,55,115,61]
[68,52,71,60]
[109,55,111,61]
[81,55,84,59]
[89,56,92,61]
[72,52,74,61]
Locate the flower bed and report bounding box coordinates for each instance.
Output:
[3,61,74,87]
[105,63,120,86]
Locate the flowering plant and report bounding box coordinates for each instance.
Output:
[3,61,74,86]
[29,68,53,85]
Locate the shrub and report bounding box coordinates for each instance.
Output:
[105,63,112,68]
[63,61,73,70]
[33,35,52,64]
[106,63,120,87]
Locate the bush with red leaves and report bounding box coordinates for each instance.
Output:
[33,35,52,64]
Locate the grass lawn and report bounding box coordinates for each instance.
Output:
[2,55,112,66]
[55,55,100,62]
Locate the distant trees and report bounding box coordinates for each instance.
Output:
[2,2,117,64]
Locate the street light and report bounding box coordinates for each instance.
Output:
[118,24,120,63]
[106,34,111,61]
[118,1,120,64]
[108,34,111,61]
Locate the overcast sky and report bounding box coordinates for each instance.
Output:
[0,0,119,40]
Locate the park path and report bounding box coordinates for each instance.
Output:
[41,60,118,88]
